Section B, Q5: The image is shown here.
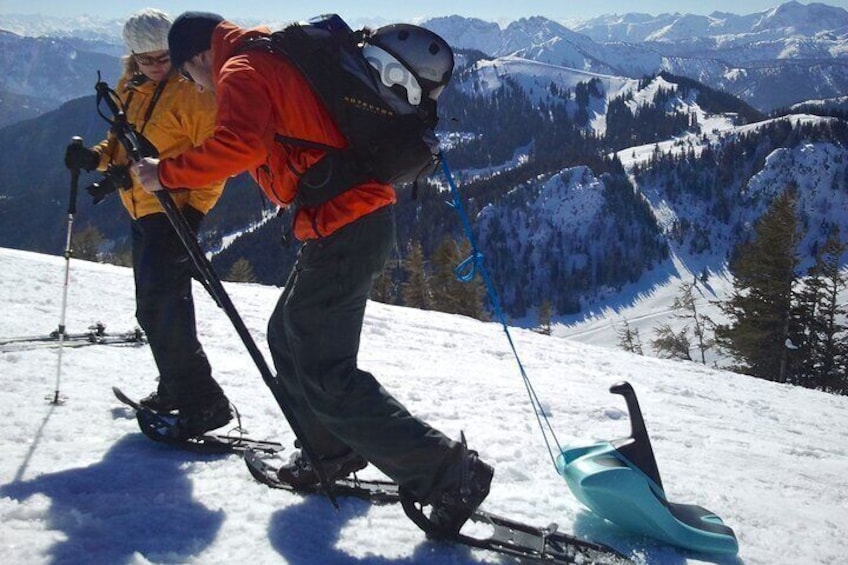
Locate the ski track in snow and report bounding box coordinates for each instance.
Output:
[0,248,846,564]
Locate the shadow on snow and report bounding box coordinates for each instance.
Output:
[1,434,226,564]
[268,495,483,564]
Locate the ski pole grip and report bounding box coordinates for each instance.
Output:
[68,136,83,215]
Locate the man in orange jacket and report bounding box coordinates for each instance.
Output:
[133,12,492,536]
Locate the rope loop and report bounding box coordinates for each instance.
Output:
[454,252,483,283]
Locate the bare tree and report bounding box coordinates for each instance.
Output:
[651,323,692,360]
[617,318,644,355]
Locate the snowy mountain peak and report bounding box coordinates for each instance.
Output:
[573,1,848,42]
[755,1,848,34]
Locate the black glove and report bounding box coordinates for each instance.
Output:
[64,143,100,171]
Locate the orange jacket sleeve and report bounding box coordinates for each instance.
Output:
[158,57,273,190]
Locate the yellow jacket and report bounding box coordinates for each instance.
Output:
[94,70,224,219]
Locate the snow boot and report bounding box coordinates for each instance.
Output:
[427,449,494,537]
[173,395,233,439]
[277,449,368,488]
[139,390,178,412]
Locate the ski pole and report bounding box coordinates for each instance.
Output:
[50,136,84,405]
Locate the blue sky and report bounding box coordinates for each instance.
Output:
[3,1,848,24]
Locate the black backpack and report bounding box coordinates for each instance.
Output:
[240,14,450,209]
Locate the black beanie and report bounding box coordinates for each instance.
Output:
[168,11,224,69]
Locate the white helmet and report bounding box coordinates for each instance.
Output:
[365,24,454,105]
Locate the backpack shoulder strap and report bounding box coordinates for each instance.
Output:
[236,32,342,155]
[273,133,337,153]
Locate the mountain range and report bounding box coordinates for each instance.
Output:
[1,2,847,334]
[425,2,848,112]
[2,2,848,127]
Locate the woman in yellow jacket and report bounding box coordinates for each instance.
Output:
[64,8,231,439]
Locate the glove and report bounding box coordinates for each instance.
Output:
[64,143,100,171]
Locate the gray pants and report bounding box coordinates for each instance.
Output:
[267,205,464,502]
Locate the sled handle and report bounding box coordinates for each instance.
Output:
[610,381,664,492]
[610,382,648,445]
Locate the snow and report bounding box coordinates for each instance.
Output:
[1,247,847,564]
[208,208,278,257]
[466,56,633,103]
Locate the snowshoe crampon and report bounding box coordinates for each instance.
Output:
[244,448,632,564]
[113,387,282,455]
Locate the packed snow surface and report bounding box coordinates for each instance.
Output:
[0,248,845,564]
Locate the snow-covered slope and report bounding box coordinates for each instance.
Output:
[559,114,848,358]
[463,56,633,101]
[0,248,845,564]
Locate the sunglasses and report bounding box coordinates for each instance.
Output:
[134,52,171,66]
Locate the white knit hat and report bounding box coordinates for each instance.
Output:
[123,8,172,54]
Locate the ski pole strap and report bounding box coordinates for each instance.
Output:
[440,154,564,470]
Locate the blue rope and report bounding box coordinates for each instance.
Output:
[440,154,564,469]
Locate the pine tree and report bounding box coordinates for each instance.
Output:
[371,261,398,305]
[226,257,257,283]
[72,225,105,262]
[430,236,462,314]
[108,241,133,267]
[715,186,804,382]
[400,240,431,309]
[796,232,848,393]
[536,300,552,335]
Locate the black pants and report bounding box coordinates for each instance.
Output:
[131,209,223,411]
[268,206,464,503]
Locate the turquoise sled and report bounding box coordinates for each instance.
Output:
[556,382,738,555]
